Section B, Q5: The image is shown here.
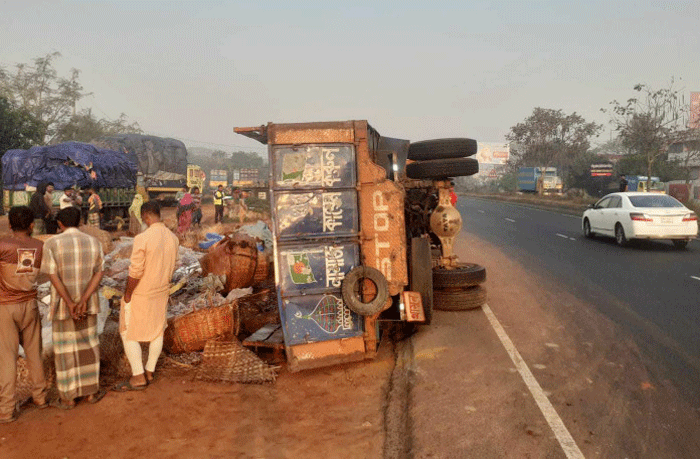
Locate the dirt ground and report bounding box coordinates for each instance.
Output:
[1,205,393,459]
[3,204,700,458]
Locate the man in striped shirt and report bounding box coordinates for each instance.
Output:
[42,207,106,409]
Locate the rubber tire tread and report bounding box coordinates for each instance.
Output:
[408,138,478,161]
[341,266,390,316]
[615,224,628,247]
[433,263,486,289]
[583,218,594,238]
[434,285,487,311]
[406,158,479,180]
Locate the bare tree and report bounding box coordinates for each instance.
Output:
[506,107,602,194]
[54,109,142,143]
[0,52,90,144]
[605,81,688,190]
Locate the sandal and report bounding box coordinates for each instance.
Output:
[85,389,107,404]
[50,398,76,410]
[145,371,156,383]
[111,380,147,392]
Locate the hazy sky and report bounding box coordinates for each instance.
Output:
[1,1,698,155]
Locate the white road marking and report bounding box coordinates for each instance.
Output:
[556,233,569,239]
[478,210,485,214]
[482,304,585,459]
[691,276,700,281]
[569,237,576,241]
[505,218,515,222]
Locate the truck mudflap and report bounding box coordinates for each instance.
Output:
[236,121,409,371]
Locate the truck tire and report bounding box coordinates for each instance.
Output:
[342,266,389,316]
[406,158,479,180]
[434,285,487,311]
[408,138,478,161]
[433,263,486,289]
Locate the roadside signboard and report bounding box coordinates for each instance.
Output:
[591,164,613,177]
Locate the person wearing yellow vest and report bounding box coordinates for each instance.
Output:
[213,184,224,223]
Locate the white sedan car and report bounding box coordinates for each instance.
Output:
[582,192,698,249]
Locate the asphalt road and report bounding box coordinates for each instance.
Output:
[458,196,700,407]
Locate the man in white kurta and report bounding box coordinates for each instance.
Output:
[115,201,178,391]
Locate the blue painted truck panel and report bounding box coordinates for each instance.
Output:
[270,143,365,346]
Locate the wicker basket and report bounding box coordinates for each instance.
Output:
[252,252,272,285]
[196,339,277,384]
[16,355,56,404]
[199,235,258,291]
[163,297,240,354]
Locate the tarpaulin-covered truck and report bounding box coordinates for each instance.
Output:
[235,120,485,371]
[92,134,198,203]
[2,141,137,225]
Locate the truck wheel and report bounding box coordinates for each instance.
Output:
[342,266,389,316]
[434,285,487,311]
[406,158,479,180]
[408,138,478,161]
[433,263,486,289]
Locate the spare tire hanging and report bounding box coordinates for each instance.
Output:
[341,266,390,316]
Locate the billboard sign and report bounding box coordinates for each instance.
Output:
[476,142,510,165]
[590,163,613,177]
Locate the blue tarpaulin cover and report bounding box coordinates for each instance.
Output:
[2,141,137,190]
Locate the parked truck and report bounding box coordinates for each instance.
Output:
[234,120,485,371]
[517,166,563,194]
[2,141,137,226]
[93,134,196,203]
[209,169,228,189]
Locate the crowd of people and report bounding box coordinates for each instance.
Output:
[0,201,179,423]
[2,181,258,422]
[28,181,248,238]
[29,183,103,236]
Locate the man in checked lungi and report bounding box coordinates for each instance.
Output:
[114,201,178,391]
[42,207,106,409]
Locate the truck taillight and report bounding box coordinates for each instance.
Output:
[630,213,652,222]
[683,213,697,222]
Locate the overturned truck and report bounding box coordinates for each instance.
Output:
[235,120,485,371]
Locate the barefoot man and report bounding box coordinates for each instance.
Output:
[42,207,106,409]
[115,201,178,391]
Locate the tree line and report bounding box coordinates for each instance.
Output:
[503,79,700,195]
[0,52,141,154]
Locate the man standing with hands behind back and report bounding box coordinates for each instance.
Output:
[42,207,105,409]
[115,201,179,391]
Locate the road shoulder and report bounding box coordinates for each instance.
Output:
[405,231,700,458]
